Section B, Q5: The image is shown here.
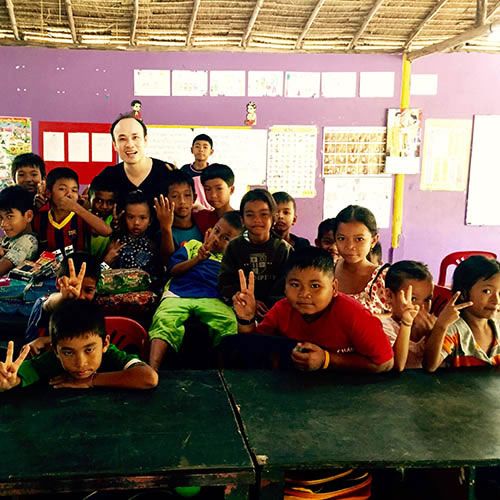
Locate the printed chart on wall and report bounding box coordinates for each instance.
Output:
[145,126,267,206]
[420,119,472,191]
[323,127,386,176]
[323,176,393,228]
[466,115,500,225]
[0,116,31,181]
[267,125,317,198]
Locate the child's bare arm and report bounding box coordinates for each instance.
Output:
[0,257,15,276]
[24,336,51,357]
[393,285,420,372]
[58,197,112,236]
[154,195,176,264]
[49,363,158,390]
[169,231,211,277]
[330,351,394,373]
[232,270,256,333]
[423,291,473,372]
[0,341,30,392]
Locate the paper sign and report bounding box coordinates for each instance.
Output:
[68,133,89,162]
[285,72,320,98]
[248,71,283,97]
[134,69,170,96]
[172,70,208,96]
[210,71,245,96]
[0,116,31,180]
[359,72,394,98]
[321,72,357,98]
[92,133,113,162]
[410,74,438,96]
[43,132,65,162]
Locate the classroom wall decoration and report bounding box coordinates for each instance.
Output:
[210,71,245,97]
[385,108,422,175]
[285,72,320,98]
[267,125,317,198]
[0,116,31,180]
[172,70,208,96]
[420,118,472,192]
[466,115,500,225]
[322,127,386,176]
[248,71,284,97]
[321,72,357,98]
[134,70,170,96]
[323,176,393,228]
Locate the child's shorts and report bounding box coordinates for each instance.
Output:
[148,297,237,352]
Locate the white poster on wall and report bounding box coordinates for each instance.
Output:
[134,69,170,96]
[248,71,283,97]
[321,72,357,98]
[43,132,65,162]
[210,71,245,96]
[323,176,393,228]
[68,133,89,162]
[285,72,320,98]
[359,72,394,98]
[172,70,208,96]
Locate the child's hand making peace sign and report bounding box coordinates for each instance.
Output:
[0,341,29,392]
[58,258,87,300]
[435,291,473,331]
[232,270,256,322]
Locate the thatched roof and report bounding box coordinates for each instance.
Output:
[1,0,500,58]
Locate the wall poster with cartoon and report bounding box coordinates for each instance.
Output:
[0,116,32,180]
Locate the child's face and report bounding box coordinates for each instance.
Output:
[191,140,213,163]
[91,190,115,218]
[274,201,296,234]
[285,266,337,318]
[389,278,433,322]
[167,183,195,219]
[203,178,234,210]
[0,208,33,238]
[49,178,79,210]
[465,272,500,320]
[112,118,147,165]
[15,166,43,193]
[125,202,150,238]
[315,230,339,260]
[335,221,378,264]
[207,218,241,254]
[55,332,110,380]
[242,200,273,242]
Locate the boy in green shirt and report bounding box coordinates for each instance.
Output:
[1,300,158,391]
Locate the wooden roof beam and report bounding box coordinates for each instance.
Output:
[407,20,500,60]
[65,0,78,44]
[404,0,449,50]
[130,0,139,46]
[477,0,488,26]
[487,0,500,20]
[242,0,264,48]
[295,0,326,49]
[5,0,20,40]
[186,0,201,47]
[348,0,385,50]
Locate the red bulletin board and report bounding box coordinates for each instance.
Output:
[39,121,116,184]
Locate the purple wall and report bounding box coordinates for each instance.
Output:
[1,46,499,278]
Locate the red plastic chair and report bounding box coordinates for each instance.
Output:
[431,284,453,316]
[105,316,149,361]
[438,251,497,286]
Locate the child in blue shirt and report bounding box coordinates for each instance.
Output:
[148,211,242,370]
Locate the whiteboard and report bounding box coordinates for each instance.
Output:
[145,126,268,207]
[466,115,500,225]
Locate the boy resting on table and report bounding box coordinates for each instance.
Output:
[0,299,158,391]
[225,246,393,372]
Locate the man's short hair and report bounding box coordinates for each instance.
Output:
[110,114,147,141]
[221,210,243,232]
[272,191,296,211]
[385,260,433,293]
[285,247,334,279]
[0,185,34,214]
[201,164,234,187]
[165,170,195,195]
[50,300,107,347]
[317,218,336,240]
[46,167,79,191]
[192,134,213,148]
[11,153,46,179]
[58,251,101,283]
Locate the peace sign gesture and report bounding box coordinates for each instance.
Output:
[58,258,87,300]
[197,230,213,261]
[110,204,125,233]
[399,285,420,327]
[34,179,48,210]
[435,291,473,331]
[154,195,175,230]
[0,341,29,392]
[232,270,256,322]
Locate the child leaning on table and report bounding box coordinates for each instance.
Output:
[381,260,434,371]
[424,255,500,371]
[0,299,158,391]
[224,247,393,372]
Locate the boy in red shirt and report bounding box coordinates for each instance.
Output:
[228,246,393,372]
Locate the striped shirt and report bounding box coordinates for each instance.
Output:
[441,317,500,367]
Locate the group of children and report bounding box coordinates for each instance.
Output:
[1,114,499,396]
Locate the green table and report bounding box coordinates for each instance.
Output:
[0,370,254,498]
[222,369,500,499]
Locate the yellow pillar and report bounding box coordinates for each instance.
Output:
[391,54,411,249]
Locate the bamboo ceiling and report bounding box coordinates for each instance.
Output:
[1,0,500,58]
